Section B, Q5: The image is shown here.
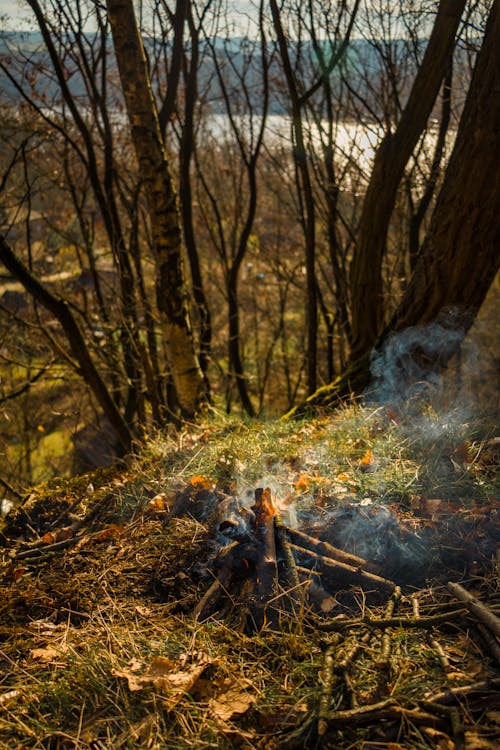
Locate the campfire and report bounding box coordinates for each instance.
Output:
[195,487,396,631]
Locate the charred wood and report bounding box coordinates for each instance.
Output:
[285,526,379,572]
[290,542,395,593]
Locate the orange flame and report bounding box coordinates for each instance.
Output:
[255,487,277,524]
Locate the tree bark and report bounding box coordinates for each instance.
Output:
[286,0,500,417]
[388,0,500,335]
[349,0,467,362]
[106,0,206,418]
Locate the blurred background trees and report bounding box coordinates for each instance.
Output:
[0,0,497,493]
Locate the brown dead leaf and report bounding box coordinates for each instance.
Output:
[422,727,454,750]
[486,711,500,725]
[30,645,69,664]
[465,732,500,749]
[386,407,400,423]
[208,677,256,721]
[112,654,212,709]
[94,524,124,542]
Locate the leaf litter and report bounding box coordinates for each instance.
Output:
[0,405,498,748]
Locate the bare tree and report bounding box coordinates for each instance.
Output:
[107,0,206,417]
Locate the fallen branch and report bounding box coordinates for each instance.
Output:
[380,587,402,664]
[474,623,500,666]
[290,543,395,593]
[447,581,500,640]
[317,608,468,632]
[194,562,233,621]
[424,677,500,704]
[318,634,342,736]
[285,526,379,572]
[325,699,445,729]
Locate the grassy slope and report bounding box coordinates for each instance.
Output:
[0,405,498,749]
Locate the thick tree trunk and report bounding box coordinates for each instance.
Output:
[107,0,206,418]
[388,0,500,335]
[349,0,466,362]
[286,0,500,418]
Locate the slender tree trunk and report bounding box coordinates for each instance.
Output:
[0,235,133,452]
[408,59,453,269]
[270,0,317,395]
[107,0,206,418]
[349,0,466,362]
[179,9,212,388]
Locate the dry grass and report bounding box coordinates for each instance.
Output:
[0,404,498,748]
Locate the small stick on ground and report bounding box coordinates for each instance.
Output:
[326,700,447,729]
[425,677,500,704]
[194,561,233,621]
[285,526,379,571]
[317,608,468,632]
[377,587,401,697]
[474,623,500,665]
[318,634,342,736]
[290,543,395,593]
[335,632,370,709]
[427,633,451,673]
[447,581,500,640]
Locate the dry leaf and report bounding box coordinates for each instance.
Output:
[208,677,256,721]
[465,732,500,749]
[386,407,399,422]
[94,524,124,542]
[0,690,20,705]
[189,475,212,489]
[30,645,68,664]
[294,473,315,493]
[359,449,376,472]
[135,605,153,617]
[422,727,454,750]
[113,654,212,709]
[148,493,168,511]
[485,711,500,725]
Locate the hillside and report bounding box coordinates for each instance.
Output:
[1,403,499,749]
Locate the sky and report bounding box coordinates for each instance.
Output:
[0,0,260,31]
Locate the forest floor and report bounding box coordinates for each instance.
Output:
[0,403,499,749]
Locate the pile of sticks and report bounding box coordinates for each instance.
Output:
[195,487,396,631]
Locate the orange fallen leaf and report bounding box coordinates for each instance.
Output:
[294,473,315,493]
[359,449,376,472]
[189,475,212,490]
[94,524,124,542]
